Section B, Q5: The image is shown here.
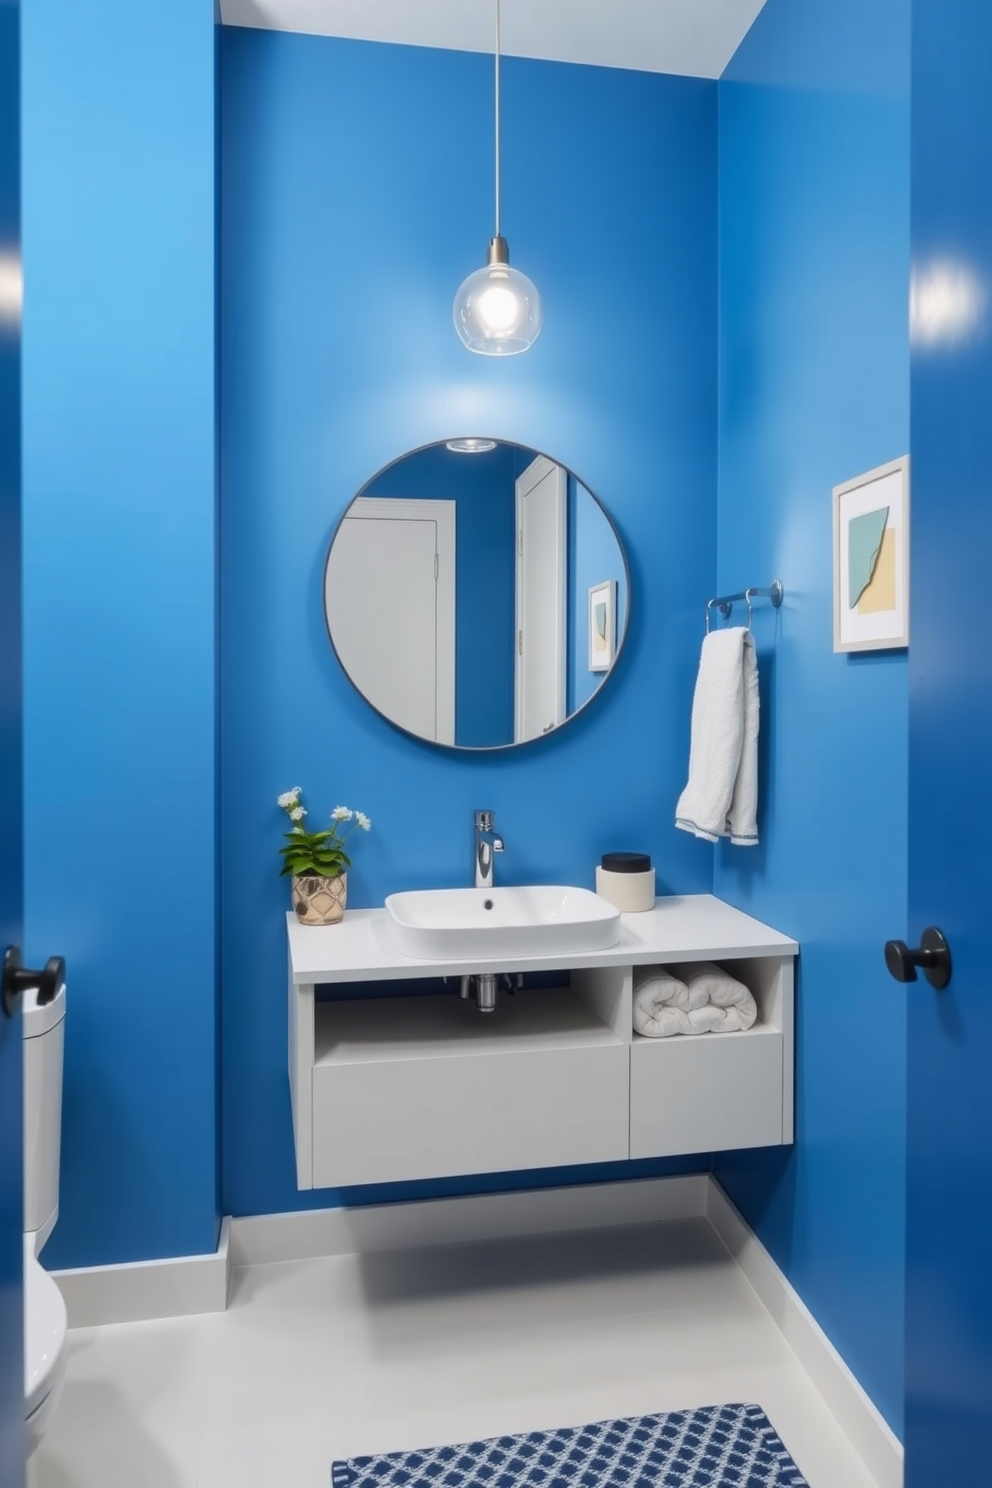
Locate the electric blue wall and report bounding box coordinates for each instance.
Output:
[21,1,220,1267]
[220,29,718,1221]
[713,0,910,1436]
[0,0,21,975]
[0,3,23,1480]
[363,442,518,746]
[905,0,992,1477]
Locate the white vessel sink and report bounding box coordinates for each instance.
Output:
[383,884,622,961]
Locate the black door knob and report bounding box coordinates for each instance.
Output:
[884,927,952,990]
[2,946,66,1019]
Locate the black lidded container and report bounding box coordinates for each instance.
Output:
[595,851,655,912]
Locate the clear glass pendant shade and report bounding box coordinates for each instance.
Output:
[453,237,542,356]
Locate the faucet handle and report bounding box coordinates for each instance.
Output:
[475,809,494,831]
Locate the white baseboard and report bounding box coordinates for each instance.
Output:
[52,1216,231,1328]
[229,1174,710,1265]
[706,1178,903,1488]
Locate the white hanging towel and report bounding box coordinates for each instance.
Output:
[675,626,759,846]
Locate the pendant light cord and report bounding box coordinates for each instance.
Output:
[494,0,501,238]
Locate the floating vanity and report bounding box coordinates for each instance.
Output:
[286,894,797,1190]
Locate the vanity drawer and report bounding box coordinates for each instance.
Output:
[310,989,630,1188]
[629,1025,785,1158]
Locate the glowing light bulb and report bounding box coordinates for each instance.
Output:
[453,238,542,356]
[477,281,519,332]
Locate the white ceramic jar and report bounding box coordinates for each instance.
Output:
[595,852,655,913]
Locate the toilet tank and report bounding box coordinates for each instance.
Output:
[23,982,66,1251]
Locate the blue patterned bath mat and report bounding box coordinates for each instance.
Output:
[331,1403,808,1487]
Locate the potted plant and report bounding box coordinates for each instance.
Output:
[277,788,371,925]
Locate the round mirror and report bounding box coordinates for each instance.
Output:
[324,440,630,750]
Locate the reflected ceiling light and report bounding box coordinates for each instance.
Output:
[453,0,542,356]
[446,438,498,453]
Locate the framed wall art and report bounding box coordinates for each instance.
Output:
[833,455,910,653]
[588,579,617,672]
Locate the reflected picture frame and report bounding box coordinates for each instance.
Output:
[588,579,616,672]
[833,455,910,653]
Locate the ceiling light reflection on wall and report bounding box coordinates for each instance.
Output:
[910,260,989,348]
[0,253,23,328]
[453,0,542,355]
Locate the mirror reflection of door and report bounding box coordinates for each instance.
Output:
[324,498,455,744]
[515,456,566,742]
[324,442,629,750]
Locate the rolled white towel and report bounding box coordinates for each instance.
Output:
[670,962,757,1032]
[633,967,722,1037]
[633,967,684,1037]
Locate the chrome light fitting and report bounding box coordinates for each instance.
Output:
[453,0,542,355]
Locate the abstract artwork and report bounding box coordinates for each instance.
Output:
[833,456,909,652]
[588,579,616,671]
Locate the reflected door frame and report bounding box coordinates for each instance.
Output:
[515,455,567,743]
[327,498,456,744]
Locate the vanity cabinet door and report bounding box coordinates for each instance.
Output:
[309,990,630,1188]
[629,1027,785,1158]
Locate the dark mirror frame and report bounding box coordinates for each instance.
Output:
[323,438,633,752]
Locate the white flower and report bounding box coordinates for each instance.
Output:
[277,788,301,809]
[330,806,353,822]
[292,825,305,835]
[289,806,306,821]
[355,811,372,831]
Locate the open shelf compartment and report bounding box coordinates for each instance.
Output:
[629,955,794,1158]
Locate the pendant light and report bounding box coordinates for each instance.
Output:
[453,0,542,355]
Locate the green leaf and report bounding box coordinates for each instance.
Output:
[277,799,365,882]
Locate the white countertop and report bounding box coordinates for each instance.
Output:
[286,894,798,985]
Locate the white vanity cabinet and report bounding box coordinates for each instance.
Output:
[286,895,797,1190]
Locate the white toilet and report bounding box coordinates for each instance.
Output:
[22,982,68,1467]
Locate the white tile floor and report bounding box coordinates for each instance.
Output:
[34,1217,882,1488]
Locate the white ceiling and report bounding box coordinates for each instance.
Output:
[218,0,768,80]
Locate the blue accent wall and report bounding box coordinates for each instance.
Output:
[905,0,992,1477]
[220,29,718,1222]
[713,0,910,1436]
[0,2,23,1479]
[363,442,518,746]
[0,0,21,963]
[21,0,219,1267]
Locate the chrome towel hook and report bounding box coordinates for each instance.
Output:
[706,579,783,633]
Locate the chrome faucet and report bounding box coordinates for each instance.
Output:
[474,810,505,889]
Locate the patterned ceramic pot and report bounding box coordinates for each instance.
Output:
[291,871,347,926]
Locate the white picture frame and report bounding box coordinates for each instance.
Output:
[833,455,910,653]
[588,579,616,672]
